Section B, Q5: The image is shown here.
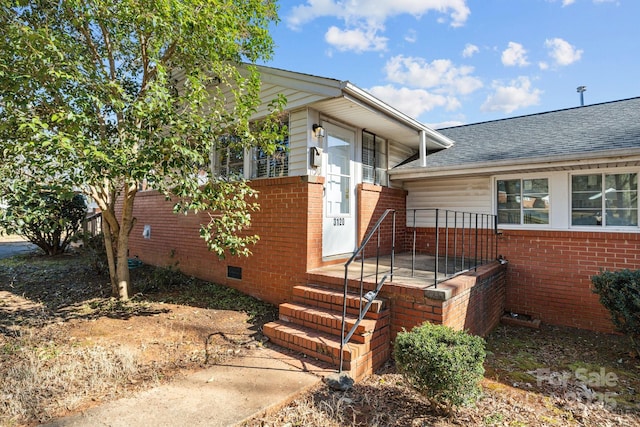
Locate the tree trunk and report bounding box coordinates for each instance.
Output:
[115,231,131,299]
[92,181,137,300]
[102,218,118,296]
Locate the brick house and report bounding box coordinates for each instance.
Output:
[392,96,640,334]
[128,65,638,378]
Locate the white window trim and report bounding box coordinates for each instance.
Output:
[493,174,552,229]
[569,168,640,231]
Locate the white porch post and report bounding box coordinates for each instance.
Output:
[419,130,427,167]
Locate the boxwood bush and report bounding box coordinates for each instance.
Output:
[592,269,640,354]
[394,322,486,411]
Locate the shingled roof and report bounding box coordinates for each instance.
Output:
[392,97,640,176]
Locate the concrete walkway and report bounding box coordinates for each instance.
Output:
[0,235,38,259]
[44,347,322,427]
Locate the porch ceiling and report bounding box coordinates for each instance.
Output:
[309,97,446,151]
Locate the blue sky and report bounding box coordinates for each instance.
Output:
[262,0,640,129]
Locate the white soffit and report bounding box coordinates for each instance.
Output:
[256,65,451,150]
[309,97,445,150]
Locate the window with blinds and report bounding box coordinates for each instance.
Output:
[252,115,289,179]
[362,131,387,186]
[211,136,244,179]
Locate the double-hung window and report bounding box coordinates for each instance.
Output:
[252,137,289,178]
[251,114,290,179]
[497,178,549,225]
[571,173,638,227]
[362,131,388,186]
[211,136,244,179]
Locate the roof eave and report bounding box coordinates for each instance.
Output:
[341,83,454,149]
[389,148,640,181]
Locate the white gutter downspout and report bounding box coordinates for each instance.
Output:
[419,130,427,167]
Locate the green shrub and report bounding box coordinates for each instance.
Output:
[591,269,640,353]
[394,322,486,411]
[0,183,87,255]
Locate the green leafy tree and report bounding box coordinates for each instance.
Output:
[0,0,285,299]
[0,182,86,255]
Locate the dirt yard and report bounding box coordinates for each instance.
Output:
[1,249,639,426]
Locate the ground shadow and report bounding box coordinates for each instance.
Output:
[0,251,276,341]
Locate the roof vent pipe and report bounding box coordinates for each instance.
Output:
[577,86,587,106]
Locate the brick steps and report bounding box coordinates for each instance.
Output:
[263,321,364,368]
[279,302,377,344]
[264,284,391,382]
[292,284,386,319]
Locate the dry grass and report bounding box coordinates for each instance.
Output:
[1,249,640,426]
[1,327,143,425]
[0,251,277,426]
[244,326,640,427]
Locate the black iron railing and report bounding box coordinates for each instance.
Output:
[408,208,499,288]
[339,208,396,373]
[338,208,499,373]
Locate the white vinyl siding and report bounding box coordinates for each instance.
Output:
[405,177,491,227]
[388,142,417,169]
[287,109,309,176]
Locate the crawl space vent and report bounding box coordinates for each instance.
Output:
[227,266,242,280]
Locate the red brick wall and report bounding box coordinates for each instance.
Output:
[440,264,506,336]
[382,262,506,339]
[396,226,623,333]
[128,176,325,305]
[357,184,407,258]
[497,229,638,333]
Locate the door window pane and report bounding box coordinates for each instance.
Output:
[327,132,351,215]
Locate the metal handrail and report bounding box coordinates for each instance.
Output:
[408,208,499,288]
[339,209,396,373]
[337,208,497,373]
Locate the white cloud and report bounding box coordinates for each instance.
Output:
[546,0,575,6]
[286,0,472,54]
[538,61,549,70]
[383,55,483,95]
[325,26,388,52]
[481,76,542,113]
[405,29,417,43]
[545,38,583,66]
[287,0,471,30]
[548,0,616,5]
[501,42,529,67]
[462,43,479,58]
[367,85,459,119]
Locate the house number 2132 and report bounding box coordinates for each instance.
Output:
[333,218,345,226]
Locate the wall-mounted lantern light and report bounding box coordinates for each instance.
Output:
[312,124,325,138]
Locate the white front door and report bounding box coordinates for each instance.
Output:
[322,123,356,258]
